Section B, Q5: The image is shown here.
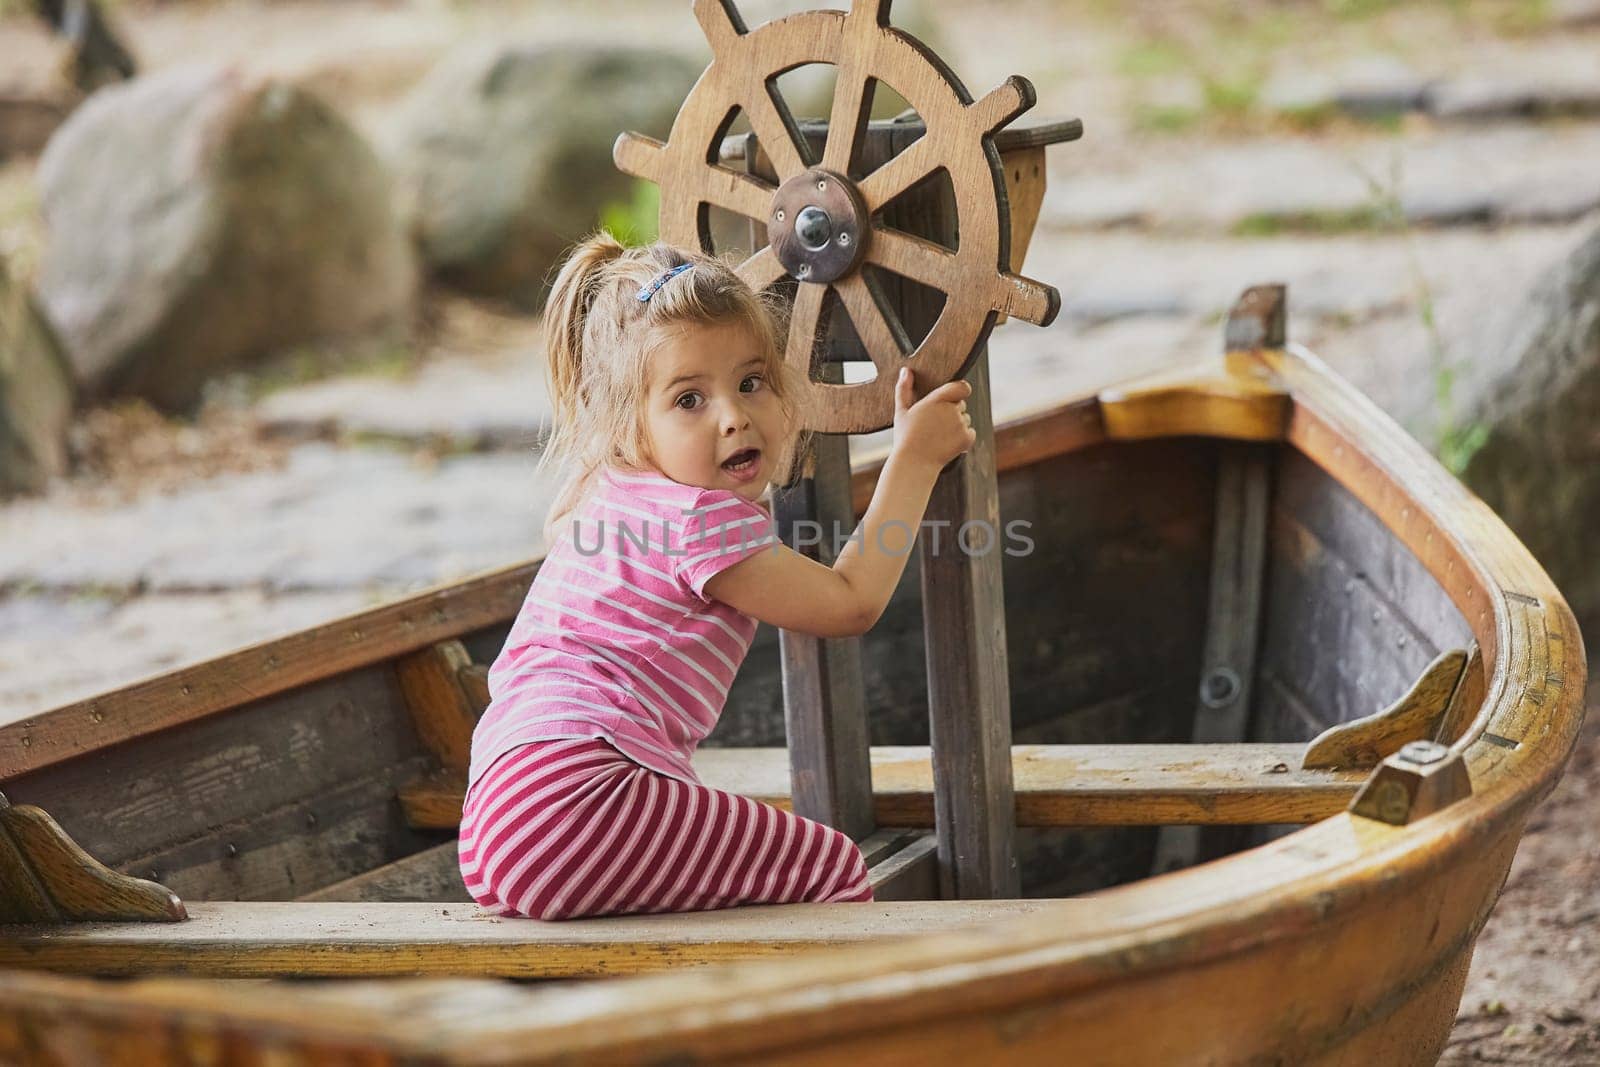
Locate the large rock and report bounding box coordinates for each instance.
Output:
[0,254,74,496]
[387,44,698,309]
[36,65,417,411]
[1459,220,1600,643]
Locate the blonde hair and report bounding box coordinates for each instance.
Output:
[537,232,811,545]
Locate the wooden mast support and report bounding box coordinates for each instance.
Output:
[919,352,1019,898]
[749,130,876,843]
[1152,286,1282,872]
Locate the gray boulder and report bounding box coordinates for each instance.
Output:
[386,44,699,309]
[1458,220,1600,644]
[37,65,417,411]
[0,254,74,496]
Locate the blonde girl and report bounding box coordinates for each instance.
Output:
[459,233,975,920]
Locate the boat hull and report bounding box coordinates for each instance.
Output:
[0,343,1585,1065]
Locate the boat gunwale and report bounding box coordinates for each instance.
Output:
[0,343,1586,1063]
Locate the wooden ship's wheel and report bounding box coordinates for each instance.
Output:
[616,0,1061,434]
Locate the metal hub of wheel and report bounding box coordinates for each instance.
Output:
[615,0,1061,434]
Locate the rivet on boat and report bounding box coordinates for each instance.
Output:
[1198,668,1239,709]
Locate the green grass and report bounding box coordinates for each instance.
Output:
[1230,204,1390,237]
[1201,74,1262,119]
[1322,0,1395,20]
[1118,40,1189,79]
[1132,103,1202,134]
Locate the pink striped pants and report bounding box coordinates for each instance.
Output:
[458,737,873,920]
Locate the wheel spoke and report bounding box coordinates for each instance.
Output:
[735,245,787,291]
[834,273,910,375]
[700,165,778,223]
[785,282,828,376]
[855,134,940,213]
[746,79,812,181]
[822,62,876,176]
[867,225,958,293]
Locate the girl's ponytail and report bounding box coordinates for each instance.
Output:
[544,232,627,431]
[537,233,627,547]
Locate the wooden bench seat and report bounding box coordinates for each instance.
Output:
[0,899,1067,979]
[399,743,1367,831]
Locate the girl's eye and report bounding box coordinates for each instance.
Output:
[674,391,702,411]
[740,374,763,393]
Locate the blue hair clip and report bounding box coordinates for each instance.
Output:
[636,263,693,302]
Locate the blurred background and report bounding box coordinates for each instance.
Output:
[1,1,1597,1059]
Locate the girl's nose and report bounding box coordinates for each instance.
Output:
[720,399,751,433]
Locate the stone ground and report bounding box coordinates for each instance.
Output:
[2,1,1598,1060]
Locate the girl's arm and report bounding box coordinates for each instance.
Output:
[704,368,975,638]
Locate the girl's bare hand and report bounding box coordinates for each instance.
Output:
[892,367,976,475]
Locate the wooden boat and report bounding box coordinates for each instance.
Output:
[0,318,1586,1063]
[0,3,1586,1063]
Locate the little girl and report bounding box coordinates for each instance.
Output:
[458,233,975,920]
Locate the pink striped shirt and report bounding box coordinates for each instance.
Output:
[469,466,781,787]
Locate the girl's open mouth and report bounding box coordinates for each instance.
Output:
[721,448,761,480]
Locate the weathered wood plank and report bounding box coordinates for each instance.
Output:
[0,899,1066,979]
[1253,451,1473,744]
[121,760,437,902]
[867,834,939,902]
[399,745,1364,831]
[299,841,470,904]
[5,668,437,901]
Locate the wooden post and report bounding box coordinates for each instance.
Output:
[771,391,877,840]
[891,122,1018,899]
[1153,289,1280,874]
[750,132,877,841]
[918,353,1019,899]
